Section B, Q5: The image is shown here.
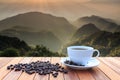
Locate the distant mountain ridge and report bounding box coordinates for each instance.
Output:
[79,31,120,56]
[0,26,62,51]
[72,23,100,40]
[115,26,120,32]
[81,31,120,47]
[0,12,120,53]
[62,31,120,56]
[73,15,120,32]
[10,26,35,32]
[61,22,120,56]
[0,12,76,42]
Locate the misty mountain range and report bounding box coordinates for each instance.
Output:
[72,23,100,40]
[0,26,62,51]
[0,12,75,51]
[0,12,75,42]
[61,23,120,56]
[73,15,120,32]
[0,12,120,53]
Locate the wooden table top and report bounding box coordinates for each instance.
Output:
[0,57,119,80]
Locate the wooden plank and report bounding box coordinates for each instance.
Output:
[0,58,3,60]
[0,57,23,80]
[34,57,51,80]
[61,57,79,80]
[64,68,79,80]
[0,57,119,80]
[114,57,120,61]
[18,57,41,80]
[76,70,95,80]
[97,58,120,80]
[0,58,13,69]
[2,57,33,80]
[49,57,64,80]
[89,67,110,80]
[106,57,120,68]
[99,58,120,74]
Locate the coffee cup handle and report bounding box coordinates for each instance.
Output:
[93,49,100,57]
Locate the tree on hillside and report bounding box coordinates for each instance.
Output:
[28,45,65,57]
[108,46,120,57]
[0,48,19,57]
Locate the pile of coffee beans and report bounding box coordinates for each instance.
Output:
[64,60,85,66]
[7,61,68,78]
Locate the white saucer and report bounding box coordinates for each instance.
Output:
[61,57,100,70]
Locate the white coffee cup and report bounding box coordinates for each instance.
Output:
[67,46,100,65]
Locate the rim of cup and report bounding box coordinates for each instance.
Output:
[67,46,94,50]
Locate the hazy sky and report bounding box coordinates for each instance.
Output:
[0,0,120,23]
[91,0,120,3]
[0,0,90,3]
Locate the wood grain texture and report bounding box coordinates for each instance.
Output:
[63,65,79,80]
[76,70,95,80]
[89,67,110,80]
[2,57,33,80]
[98,58,120,80]
[99,58,120,75]
[0,57,119,80]
[0,58,13,69]
[0,57,23,80]
[105,57,120,68]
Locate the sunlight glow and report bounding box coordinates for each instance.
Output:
[0,0,91,3]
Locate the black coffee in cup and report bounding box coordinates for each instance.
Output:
[72,48,87,50]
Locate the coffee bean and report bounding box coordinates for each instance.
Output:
[39,71,44,75]
[22,69,25,72]
[10,64,13,67]
[52,72,58,78]
[7,60,68,78]
[11,66,14,70]
[15,68,21,71]
[65,60,85,66]
[55,63,59,66]
[7,66,10,70]
[27,71,33,75]
[47,70,51,74]
[61,67,64,70]
[63,69,68,74]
